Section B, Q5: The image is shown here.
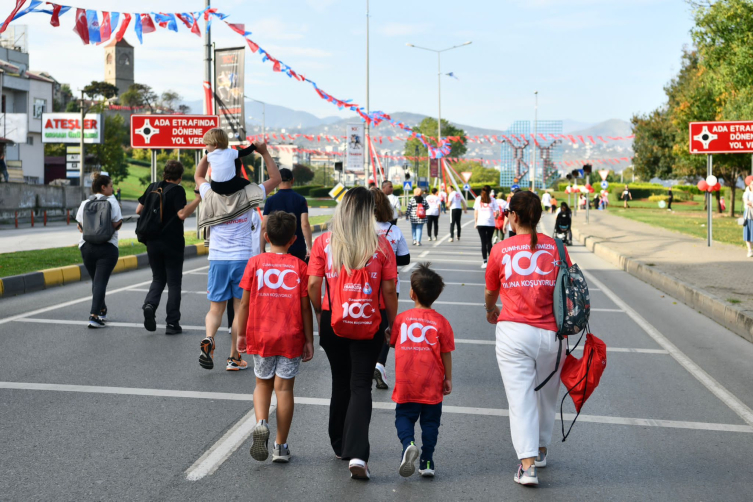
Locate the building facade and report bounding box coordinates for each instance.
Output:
[104,38,134,96]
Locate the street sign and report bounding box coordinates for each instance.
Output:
[511,184,520,191]
[42,113,103,144]
[66,154,80,163]
[130,115,220,149]
[430,159,439,178]
[403,181,413,192]
[689,121,753,154]
[461,172,473,183]
[601,181,609,190]
[66,146,81,154]
[598,169,610,181]
[329,183,347,203]
[463,183,471,191]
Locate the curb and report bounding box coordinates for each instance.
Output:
[572,225,753,345]
[0,222,330,299]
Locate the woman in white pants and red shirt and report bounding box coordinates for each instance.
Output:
[484,190,571,487]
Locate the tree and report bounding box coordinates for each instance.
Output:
[120,83,158,112]
[91,114,129,183]
[452,160,498,184]
[631,108,675,180]
[159,90,182,113]
[403,117,468,160]
[83,81,119,102]
[54,84,73,112]
[312,166,335,186]
[292,164,315,185]
[178,104,191,115]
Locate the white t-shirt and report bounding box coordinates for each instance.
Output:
[541,192,552,207]
[76,194,123,248]
[474,198,499,227]
[376,221,409,294]
[207,148,239,182]
[387,193,401,221]
[448,191,464,210]
[425,194,441,216]
[439,191,447,203]
[200,182,266,261]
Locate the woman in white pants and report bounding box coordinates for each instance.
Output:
[483,190,571,487]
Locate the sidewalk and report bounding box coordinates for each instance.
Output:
[571,210,753,343]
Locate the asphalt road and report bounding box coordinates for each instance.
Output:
[2,212,753,501]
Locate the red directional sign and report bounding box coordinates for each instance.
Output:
[130,115,220,149]
[689,121,753,154]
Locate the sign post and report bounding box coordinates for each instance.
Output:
[688,120,753,246]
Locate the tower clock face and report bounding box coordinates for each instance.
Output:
[118,53,131,66]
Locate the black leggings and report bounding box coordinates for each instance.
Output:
[426,215,439,239]
[80,242,119,316]
[450,209,463,238]
[477,226,494,261]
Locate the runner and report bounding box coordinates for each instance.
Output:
[137,160,202,335]
[483,190,572,487]
[308,187,398,480]
[622,185,632,208]
[540,190,552,212]
[372,188,411,390]
[447,187,467,242]
[391,264,454,479]
[474,186,499,269]
[493,191,508,244]
[195,142,281,372]
[382,180,401,225]
[236,211,314,464]
[262,168,312,263]
[439,188,447,214]
[406,188,429,246]
[425,188,441,242]
[75,173,122,328]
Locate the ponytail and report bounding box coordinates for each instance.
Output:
[509,190,542,250]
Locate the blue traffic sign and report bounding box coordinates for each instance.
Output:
[601,181,609,190]
[463,183,471,191]
[511,184,520,191]
[403,181,412,191]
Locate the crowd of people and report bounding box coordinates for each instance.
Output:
[74,130,574,486]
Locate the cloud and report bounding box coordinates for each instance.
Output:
[377,22,430,37]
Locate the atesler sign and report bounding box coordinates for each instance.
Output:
[130,115,220,149]
[41,113,103,144]
[689,121,753,154]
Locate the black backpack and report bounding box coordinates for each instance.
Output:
[136,183,178,243]
[82,196,115,244]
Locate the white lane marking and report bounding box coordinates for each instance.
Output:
[2,381,749,434]
[399,262,417,274]
[452,338,668,353]
[432,220,474,248]
[185,396,277,481]
[584,270,753,428]
[186,272,209,275]
[402,268,486,274]
[0,265,210,326]
[123,289,205,295]
[15,318,208,331]
[419,251,429,258]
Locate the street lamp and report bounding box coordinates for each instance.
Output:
[532,91,538,192]
[246,96,266,184]
[406,41,471,186]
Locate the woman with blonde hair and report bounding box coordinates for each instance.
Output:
[406,187,430,246]
[743,177,753,257]
[308,187,399,480]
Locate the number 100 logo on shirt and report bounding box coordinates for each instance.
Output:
[255,268,299,290]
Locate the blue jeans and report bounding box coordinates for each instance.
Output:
[395,402,442,461]
[411,223,424,243]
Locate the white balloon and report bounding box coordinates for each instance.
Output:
[706,175,718,186]
[580,186,588,193]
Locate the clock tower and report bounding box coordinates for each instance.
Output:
[104,38,134,96]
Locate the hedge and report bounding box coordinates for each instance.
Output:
[128,158,151,167]
[292,185,324,196]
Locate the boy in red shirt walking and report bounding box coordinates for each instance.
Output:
[236,211,314,463]
[390,264,455,478]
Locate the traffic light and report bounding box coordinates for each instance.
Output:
[566,173,573,180]
[583,163,593,175]
[405,172,411,180]
[334,161,343,172]
[571,169,581,178]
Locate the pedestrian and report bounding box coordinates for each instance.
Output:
[116,187,121,203]
[0,151,8,183]
[307,187,398,480]
[372,187,411,390]
[137,160,202,335]
[550,195,557,214]
[425,188,441,241]
[75,173,123,328]
[541,190,552,212]
[406,187,429,246]
[474,186,499,269]
[667,187,674,211]
[439,189,447,214]
[195,141,281,372]
[261,168,312,262]
[447,186,467,242]
[621,185,632,208]
[382,180,401,225]
[554,202,573,245]
[743,178,753,257]
[391,264,454,479]
[484,190,572,487]
[235,211,315,464]
[493,192,507,244]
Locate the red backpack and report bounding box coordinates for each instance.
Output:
[326,267,382,340]
[416,201,426,219]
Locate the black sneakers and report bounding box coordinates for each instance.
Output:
[88,315,105,329]
[165,323,182,335]
[143,304,157,332]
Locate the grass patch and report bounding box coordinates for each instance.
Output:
[607,207,746,248]
[727,298,742,304]
[309,215,330,226]
[306,198,337,207]
[116,162,197,202]
[0,232,203,278]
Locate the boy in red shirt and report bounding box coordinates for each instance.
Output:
[236,211,314,463]
[390,263,455,478]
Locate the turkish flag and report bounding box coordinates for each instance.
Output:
[72,8,90,44]
[0,0,25,34]
[98,12,112,43]
[50,4,63,27]
[246,39,259,53]
[140,13,156,34]
[190,15,201,37]
[115,13,131,41]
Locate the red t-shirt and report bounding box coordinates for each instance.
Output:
[239,253,309,358]
[390,308,455,405]
[485,234,571,331]
[308,232,397,310]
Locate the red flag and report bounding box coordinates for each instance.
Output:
[227,23,246,35]
[587,136,595,144]
[190,15,201,36]
[140,13,156,34]
[115,13,131,41]
[72,8,90,44]
[176,13,192,28]
[50,4,63,27]
[0,0,26,34]
[273,61,282,72]
[98,12,112,44]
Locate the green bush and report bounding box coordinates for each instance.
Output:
[292,185,323,196]
[309,187,334,198]
[128,157,150,167]
[648,195,669,202]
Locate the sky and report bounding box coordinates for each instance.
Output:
[12,0,695,130]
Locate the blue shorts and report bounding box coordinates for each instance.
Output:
[207,260,247,302]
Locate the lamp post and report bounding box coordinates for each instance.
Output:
[246,97,266,184]
[406,41,471,185]
[531,91,538,192]
[365,0,371,186]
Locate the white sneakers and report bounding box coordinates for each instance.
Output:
[399,443,419,477]
[349,459,370,480]
[481,261,488,269]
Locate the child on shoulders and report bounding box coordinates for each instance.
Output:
[202,128,257,195]
[390,263,455,478]
[236,211,314,463]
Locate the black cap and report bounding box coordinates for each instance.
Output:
[280,168,293,181]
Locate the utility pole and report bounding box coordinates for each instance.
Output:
[203,0,212,115]
[531,91,538,192]
[79,89,85,195]
[437,50,441,188]
[365,0,371,186]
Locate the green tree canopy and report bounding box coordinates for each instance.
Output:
[403,117,467,160]
[292,164,315,185]
[120,83,158,111]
